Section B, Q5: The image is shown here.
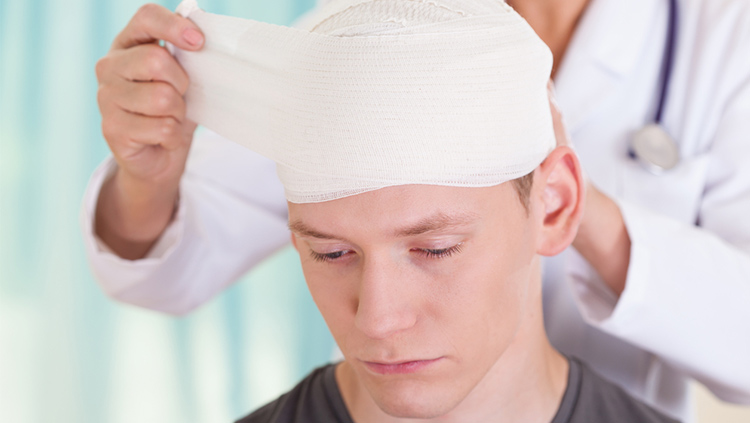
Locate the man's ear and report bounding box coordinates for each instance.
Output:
[533,146,585,256]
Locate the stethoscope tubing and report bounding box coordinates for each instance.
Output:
[627,0,681,174]
[654,0,678,124]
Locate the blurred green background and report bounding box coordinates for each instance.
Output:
[0,0,335,422]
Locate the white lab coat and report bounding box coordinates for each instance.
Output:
[80,0,750,419]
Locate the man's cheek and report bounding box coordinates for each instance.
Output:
[307,278,355,326]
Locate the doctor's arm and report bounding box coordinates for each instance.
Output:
[94,4,204,261]
[85,4,290,315]
[562,84,750,404]
[82,130,290,315]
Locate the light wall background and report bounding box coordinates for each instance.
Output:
[0,0,748,422]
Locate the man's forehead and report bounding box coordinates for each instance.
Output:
[286,183,522,240]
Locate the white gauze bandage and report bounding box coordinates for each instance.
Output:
[171,0,555,203]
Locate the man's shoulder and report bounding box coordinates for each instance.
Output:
[559,358,681,423]
[235,364,351,423]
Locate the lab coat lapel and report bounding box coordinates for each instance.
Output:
[553,0,663,134]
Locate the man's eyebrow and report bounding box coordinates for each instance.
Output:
[288,212,479,240]
[394,212,479,237]
[288,221,340,240]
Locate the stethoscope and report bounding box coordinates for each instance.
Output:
[628,0,680,174]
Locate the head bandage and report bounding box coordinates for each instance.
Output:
[171,0,555,203]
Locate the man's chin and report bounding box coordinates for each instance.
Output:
[367,383,465,419]
[376,397,461,419]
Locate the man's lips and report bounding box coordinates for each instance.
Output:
[362,357,443,375]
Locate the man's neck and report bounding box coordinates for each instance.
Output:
[336,265,570,423]
[507,0,591,78]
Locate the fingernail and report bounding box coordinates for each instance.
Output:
[182,28,203,47]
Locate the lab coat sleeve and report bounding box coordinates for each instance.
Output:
[568,79,750,404]
[80,129,291,315]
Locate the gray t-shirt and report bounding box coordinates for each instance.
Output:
[236,357,680,423]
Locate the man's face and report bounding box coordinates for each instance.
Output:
[288,183,540,418]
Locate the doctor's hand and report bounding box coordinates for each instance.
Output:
[548,82,632,297]
[94,4,204,260]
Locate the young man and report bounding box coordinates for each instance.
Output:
[237,156,678,423]
[157,1,681,421]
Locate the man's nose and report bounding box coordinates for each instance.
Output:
[354,255,418,340]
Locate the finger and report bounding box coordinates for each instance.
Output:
[108,79,187,122]
[547,80,571,147]
[112,3,203,52]
[547,80,561,112]
[102,107,188,153]
[104,44,190,94]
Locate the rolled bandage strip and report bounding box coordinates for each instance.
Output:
[171,0,555,203]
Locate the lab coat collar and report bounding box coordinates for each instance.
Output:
[553,0,664,133]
